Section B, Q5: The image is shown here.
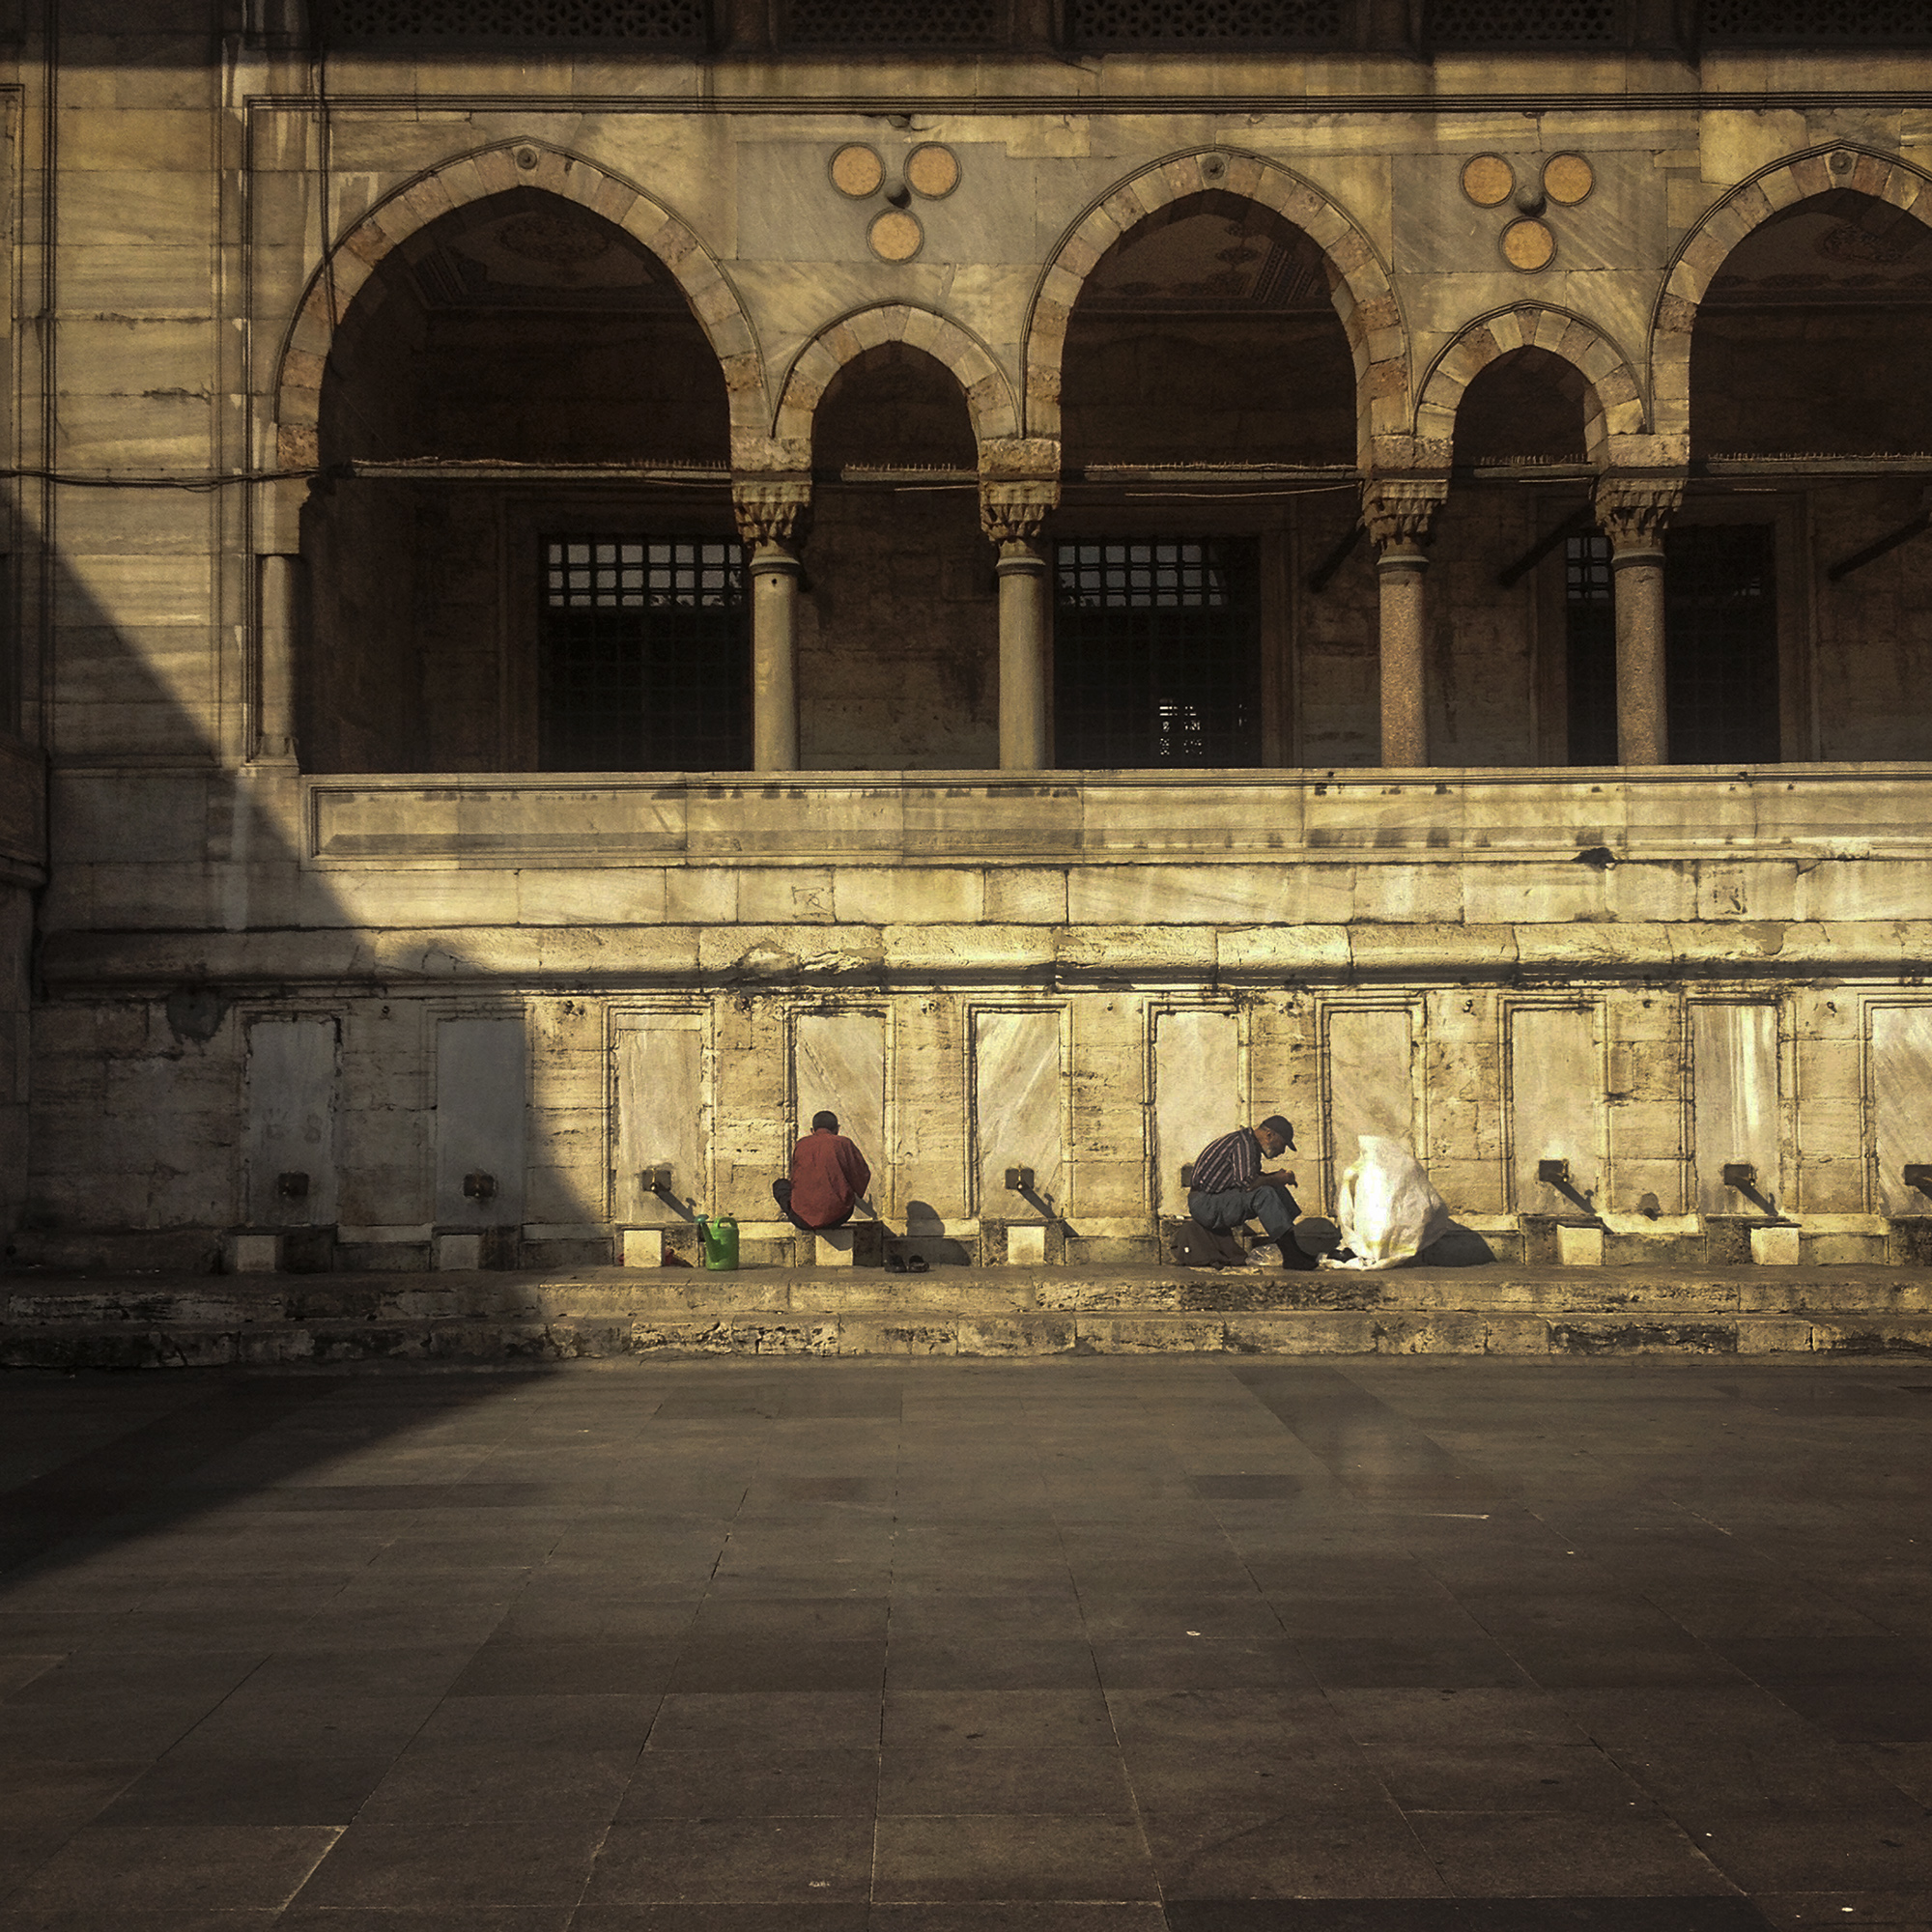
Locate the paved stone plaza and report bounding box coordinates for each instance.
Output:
[0,1357,1929,1928]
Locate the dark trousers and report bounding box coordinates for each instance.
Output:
[1188,1183,1297,1246]
[773,1179,852,1235]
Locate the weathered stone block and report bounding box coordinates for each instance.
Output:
[814,1223,886,1267]
[619,1227,665,1268]
[1556,1225,1605,1267]
[223,1232,282,1274]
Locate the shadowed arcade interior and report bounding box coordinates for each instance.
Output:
[301,186,739,776]
[1055,190,1359,769]
[801,341,998,770]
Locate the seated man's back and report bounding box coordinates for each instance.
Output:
[775,1112,871,1232]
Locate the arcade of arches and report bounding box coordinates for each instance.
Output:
[296,178,1932,779]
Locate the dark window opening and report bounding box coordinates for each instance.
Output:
[783,0,1000,42]
[1053,539,1262,768]
[1702,0,1932,42]
[318,0,708,38]
[1067,0,1341,44]
[1428,0,1620,43]
[539,536,750,772]
[1664,525,1779,765]
[1564,533,1618,765]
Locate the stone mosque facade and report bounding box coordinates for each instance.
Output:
[5,0,1932,1276]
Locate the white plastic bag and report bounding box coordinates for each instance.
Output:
[1326,1135,1452,1270]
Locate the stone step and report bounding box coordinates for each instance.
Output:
[7,1263,1932,1327]
[3,1265,1932,1367]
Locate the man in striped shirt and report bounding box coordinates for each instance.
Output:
[1188,1115,1301,1265]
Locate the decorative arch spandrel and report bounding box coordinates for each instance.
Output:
[1414,304,1648,469]
[1649,143,1932,451]
[1022,149,1406,472]
[771,302,1020,465]
[269,141,767,472]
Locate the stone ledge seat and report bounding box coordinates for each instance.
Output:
[4,1264,1930,1368]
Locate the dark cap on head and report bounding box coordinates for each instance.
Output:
[1260,1114,1295,1150]
[810,1110,839,1133]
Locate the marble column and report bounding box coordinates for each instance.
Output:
[1592,475,1684,768]
[733,478,811,772]
[1362,478,1448,769]
[256,553,302,764]
[981,479,1058,770]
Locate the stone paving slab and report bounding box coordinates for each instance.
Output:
[1,1353,1930,1928]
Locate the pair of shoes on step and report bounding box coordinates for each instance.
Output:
[886,1252,929,1274]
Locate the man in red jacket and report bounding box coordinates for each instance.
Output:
[773,1111,872,1232]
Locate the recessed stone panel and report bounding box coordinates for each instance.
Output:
[974,1008,1063,1217]
[794,1010,887,1217]
[1325,1007,1416,1205]
[433,1016,526,1228]
[1509,1005,1603,1213]
[1871,1004,1932,1218]
[244,1016,339,1228]
[1152,1008,1239,1217]
[612,1010,706,1224]
[1692,1003,1781,1217]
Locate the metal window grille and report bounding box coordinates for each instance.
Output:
[783,0,1000,43]
[319,0,707,37]
[1564,534,1618,765]
[539,537,749,772]
[1067,0,1340,42]
[1429,0,1620,42]
[1702,0,1932,40]
[1053,540,1262,769]
[1664,525,1780,766]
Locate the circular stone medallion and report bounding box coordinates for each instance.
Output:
[868,208,924,262]
[830,144,886,198]
[1501,217,1556,271]
[905,143,961,199]
[1543,152,1595,206]
[1462,154,1515,207]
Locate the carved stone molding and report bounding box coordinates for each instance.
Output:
[980,477,1060,554]
[1593,473,1687,555]
[979,436,1061,482]
[1362,477,1450,554]
[731,476,812,554]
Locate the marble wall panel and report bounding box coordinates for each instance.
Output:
[1067,867,1293,927]
[973,1009,1064,1217]
[1151,1008,1239,1216]
[612,1011,706,1226]
[243,1016,339,1229]
[1508,1005,1604,1212]
[689,785,905,861]
[794,1009,887,1215]
[307,783,689,866]
[1692,1003,1781,1216]
[1871,1004,1932,1217]
[433,1016,527,1227]
[902,791,1083,862]
[1325,1007,1416,1205]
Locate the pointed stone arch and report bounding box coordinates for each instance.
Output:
[1651,143,1932,446]
[773,304,1020,461]
[1024,149,1406,469]
[270,140,765,471]
[1414,304,1646,468]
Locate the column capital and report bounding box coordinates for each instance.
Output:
[1592,472,1687,555]
[980,476,1060,554]
[1361,476,1449,556]
[732,473,811,554]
